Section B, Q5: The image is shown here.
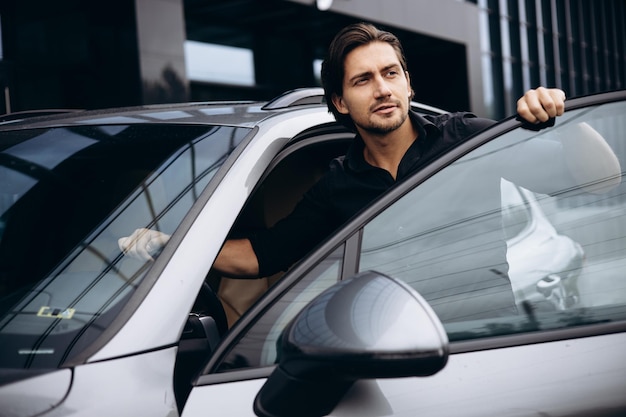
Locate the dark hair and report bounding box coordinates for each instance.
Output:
[321,22,413,131]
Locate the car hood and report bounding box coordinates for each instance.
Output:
[0,368,71,417]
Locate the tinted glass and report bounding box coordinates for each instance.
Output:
[217,244,344,371]
[0,124,250,368]
[360,102,626,339]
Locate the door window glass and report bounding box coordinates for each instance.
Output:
[216,244,344,372]
[360,102,626,340]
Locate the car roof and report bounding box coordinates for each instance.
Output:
[0,88,447,131]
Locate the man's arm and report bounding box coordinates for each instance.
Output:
[213,238,260,278]
[118,229,260,278]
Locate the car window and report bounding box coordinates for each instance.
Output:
[216,244,344,372]
[360,101,626,340]
[0,124,250,369]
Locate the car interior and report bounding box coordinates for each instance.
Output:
[173,124,354,409]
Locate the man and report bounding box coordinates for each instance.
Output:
[120,22,566,281]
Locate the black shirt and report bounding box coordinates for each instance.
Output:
[249,111,496,277]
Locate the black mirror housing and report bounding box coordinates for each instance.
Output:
[254,271,449,417]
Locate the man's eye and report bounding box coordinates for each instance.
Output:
[387,70,399,77]
[355,78,368,85]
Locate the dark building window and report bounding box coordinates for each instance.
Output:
[478,0,626,119]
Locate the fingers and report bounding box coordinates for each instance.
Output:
[517,87,566,124]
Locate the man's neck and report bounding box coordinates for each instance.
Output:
[360,119,418,180]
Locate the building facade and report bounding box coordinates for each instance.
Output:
[0,0,624,120]
[477,0,626,118]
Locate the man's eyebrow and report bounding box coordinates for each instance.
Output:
[347,70,373,83]
[381,63,402,73]
[347,64,402,83]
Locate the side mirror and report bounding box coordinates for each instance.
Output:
[254,271,449,417]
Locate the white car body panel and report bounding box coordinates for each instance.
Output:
[183,332,626,417]
[183,378,265,417]
[0,369,71,417]
[45,348,179,417]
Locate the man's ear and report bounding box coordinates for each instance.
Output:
[331,94,349,115]
[405,71,414,99]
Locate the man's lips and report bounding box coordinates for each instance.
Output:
[372,102,399,114]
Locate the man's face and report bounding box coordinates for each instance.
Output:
[332,41,412,135]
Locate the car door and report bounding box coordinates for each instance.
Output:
[182,91,626,417]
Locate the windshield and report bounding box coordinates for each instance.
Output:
[0,123,250,369]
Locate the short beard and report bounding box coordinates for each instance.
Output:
[357,111,409,135]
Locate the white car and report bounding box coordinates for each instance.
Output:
[0,88,624,417]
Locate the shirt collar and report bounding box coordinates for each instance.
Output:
[409,110,439,138]
[345,110,441,172]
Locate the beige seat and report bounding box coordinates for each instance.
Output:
[216,141,349,327]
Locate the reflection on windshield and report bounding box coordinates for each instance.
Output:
[0,123,250,369]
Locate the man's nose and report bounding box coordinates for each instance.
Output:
[373,76,392,98]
